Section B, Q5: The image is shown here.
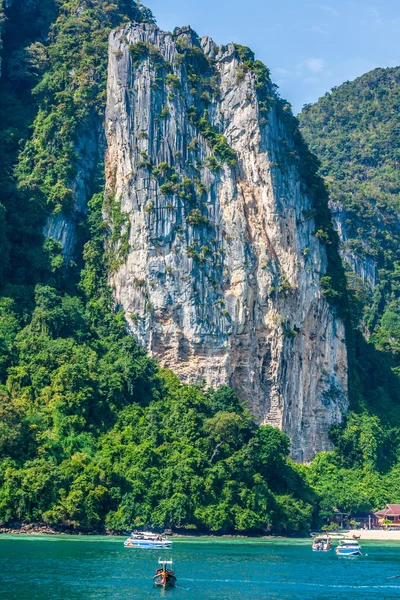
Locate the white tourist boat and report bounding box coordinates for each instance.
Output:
[312,534,332,551]
[123,531,173,548]
[335,539,363,556]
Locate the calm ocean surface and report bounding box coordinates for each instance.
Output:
[1,535,400,599]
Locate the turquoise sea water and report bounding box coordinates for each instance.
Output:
[1,536,400,599]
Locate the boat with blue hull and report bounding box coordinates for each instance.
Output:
[335,539,363,556]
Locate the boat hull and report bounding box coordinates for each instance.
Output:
[124,540,172,549]
[153,574,177,588]
[335,548,362,556]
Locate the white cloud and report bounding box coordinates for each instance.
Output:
[303,76,321,84]
[274,67,292,77]
[367,7,380,17]
[313,3,339,17]
[308,24,329,34]
[302,57,326,73]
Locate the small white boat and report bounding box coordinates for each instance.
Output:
[124,531,172,549]
[335,539,363,556]
[312,535,332,551]
[153,558,177,588]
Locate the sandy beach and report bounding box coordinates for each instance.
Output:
[346,529,400,541]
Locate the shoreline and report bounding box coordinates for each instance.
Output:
[0,522,287,538]
[345,529,400,541]
[2,523,400,542]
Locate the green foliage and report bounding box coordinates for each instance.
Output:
[303,407,400,522]
[160,182,175,196]
[205,155,221,172]
[103,194,131,271]
[174,32,236,168]
[299,68,400,500]
[129,42,151,67]
[305,448,398,520]
[189,109,237,166]
[186,208,209,226]
[0,0,154,295]
[274,495,313,533]
[3,0,400,536]
[300,68,400,341]
[129,41,166,71]
[0,7,318,534]
[207,385,244,414]
[233,44,273,113]
[0,309,316,532]
[165,73,180,89]
[16,0,152,219]
[330,412,396,472]
[160,105,169,118]
[233,44,255,63]
[0,299,19,380]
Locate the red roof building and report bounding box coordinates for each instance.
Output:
[375,504,400,527]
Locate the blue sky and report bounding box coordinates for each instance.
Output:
[145,0,400,113]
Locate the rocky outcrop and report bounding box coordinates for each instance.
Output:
[0,521,109,535]
[331,202,377,290]
[104,23,348,461]
[43,116,99,261]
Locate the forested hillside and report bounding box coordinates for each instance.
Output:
[299,68,400,410]
[0,0,319,534]
[300,68,400,350]
[299,68,400,517]
[1,0,400,534]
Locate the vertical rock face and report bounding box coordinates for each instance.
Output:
[330,202,377,291]
[105,23,348,461]
[43,117,99,261]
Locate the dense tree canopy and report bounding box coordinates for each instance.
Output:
[300,68,400,358]
[299,68,400,519]
[1,1,400,534]
[0,0,318,533]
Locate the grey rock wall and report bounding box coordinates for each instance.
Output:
[330,202,377,290]
[43,116,99,261]
[104,22,348,461]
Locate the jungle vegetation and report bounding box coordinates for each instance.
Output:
[0,0,399,533]
[0,0,316,534]
[300,68,400,518]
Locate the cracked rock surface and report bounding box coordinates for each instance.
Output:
[103,23,348,461]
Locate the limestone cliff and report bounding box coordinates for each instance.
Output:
[43,116,99,261]
[330,202,377,291]
[104,23,348,461]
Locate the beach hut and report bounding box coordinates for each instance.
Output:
[351,511,379,529]
[375,504,400,528]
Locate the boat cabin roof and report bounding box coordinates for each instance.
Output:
[131,531,166,539]
[340,539,360,545]
[158,558,173,565]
